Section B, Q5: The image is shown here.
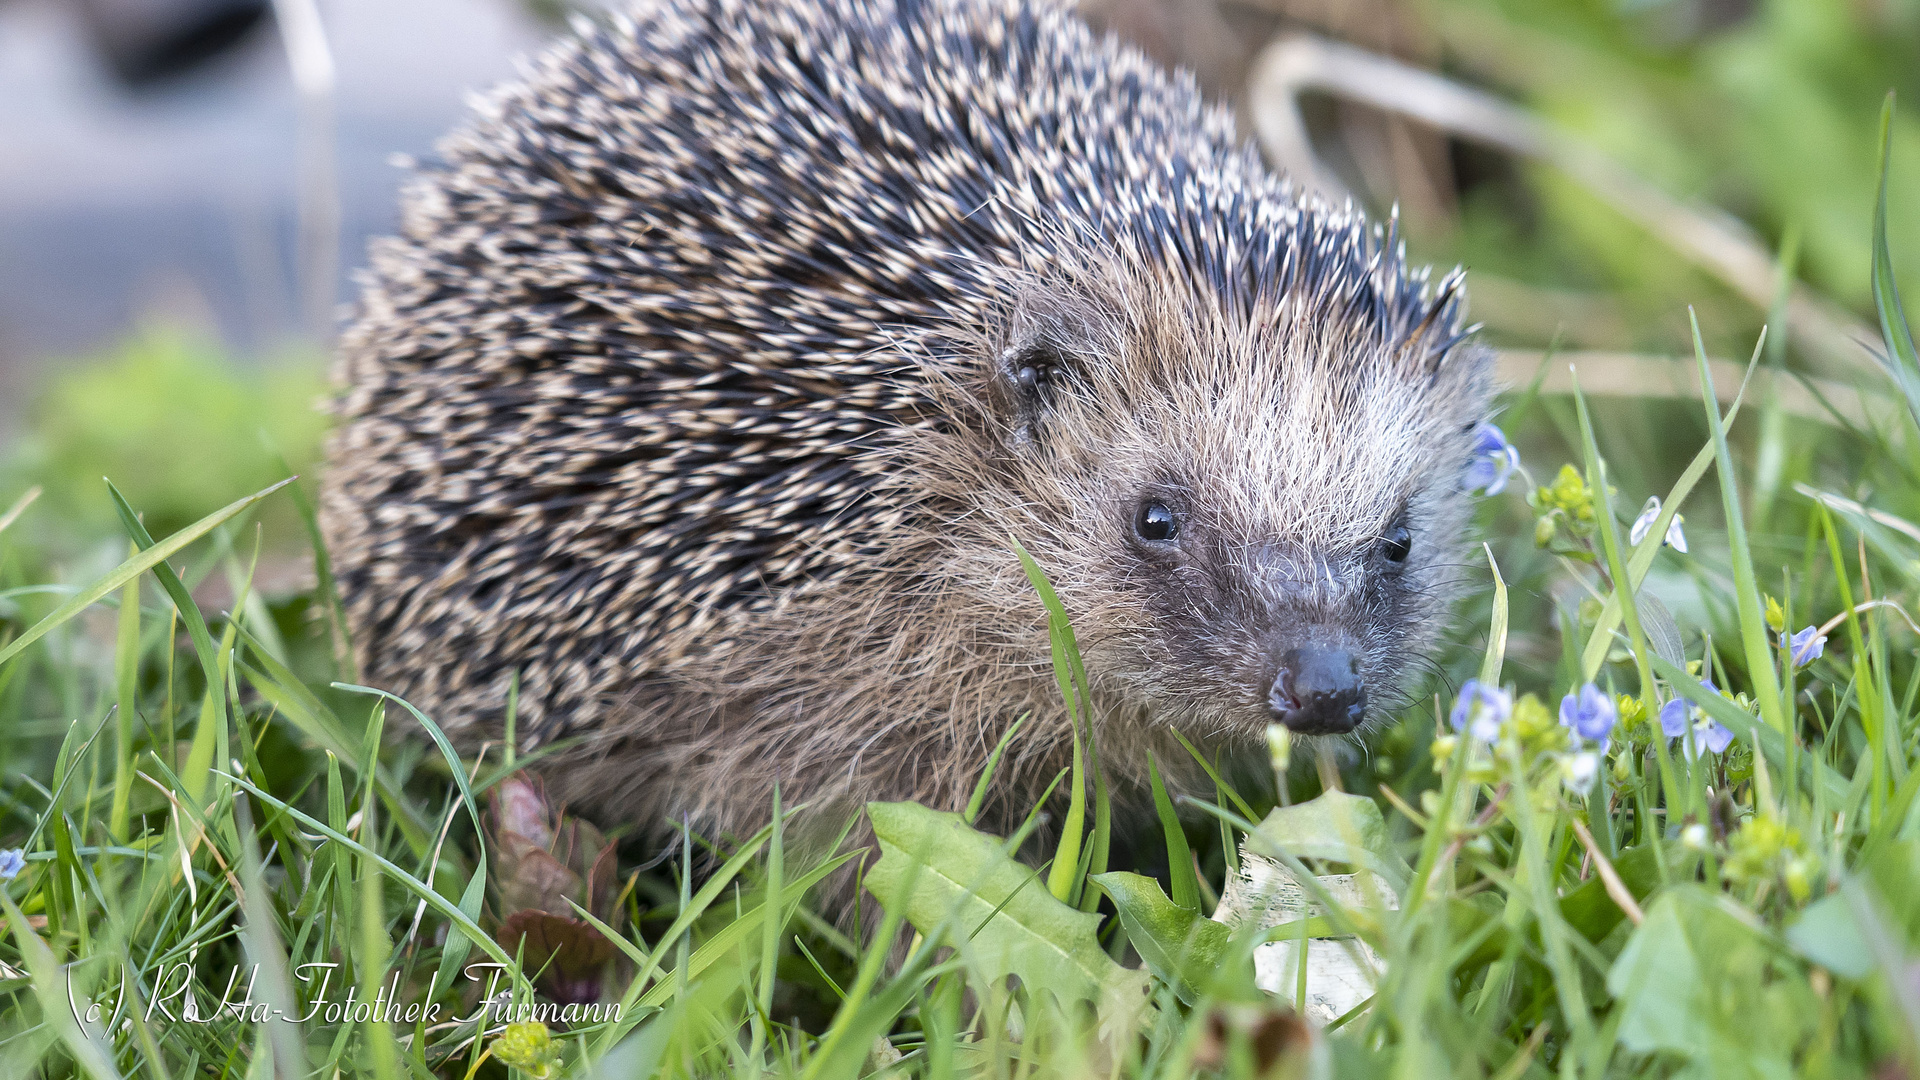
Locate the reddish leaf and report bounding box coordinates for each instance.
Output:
[491,773,555,850]
[496,910,613,1006]
[496,843,581,918]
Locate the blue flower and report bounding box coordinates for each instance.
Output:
[1786,626,1826,668]
[1661,679,1734,757]
[1682,717,1736,760]
[1464,424,1520,496]
[1628,496,1688,554]
[1658,676,1720,745]
[0,848,23,881]
[1699,720,1735,755]
[1559,682,1616,743]
[1450,679,1512,743]
[1658,697,1691,738]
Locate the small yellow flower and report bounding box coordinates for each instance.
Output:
[1529,465,1608,551]
[1615,695,1646,731]
[1534,515,1559,548]
[1784,858,1815,905]
[1507,694,1568,754]
[1535,465,1596,523]
[492,1021,562,1079]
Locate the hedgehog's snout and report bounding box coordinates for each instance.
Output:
[1268,639,1366,735]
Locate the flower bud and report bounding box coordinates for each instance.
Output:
[1265,723,1292,773]
[1534,515,1558,548]
[492,1022,562,1078]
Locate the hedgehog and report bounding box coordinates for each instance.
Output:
[321,0,1495,872]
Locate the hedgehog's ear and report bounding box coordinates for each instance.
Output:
[989,301,1097,446]
[994,334,1068,444]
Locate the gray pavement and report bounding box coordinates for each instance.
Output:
[0,0,548,413]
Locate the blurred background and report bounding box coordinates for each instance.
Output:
[0,0,535,376]
[1,0,1918,660]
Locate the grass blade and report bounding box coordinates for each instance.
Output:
[1691,311,1788,733]
[109,563,139,841]
[333,683,487,863]
[1872,93,1920,429]
[1011,537,1091,906]
[1574,366,1658,705]
[965,715,1027,825]
[0,478,290,671]
[224,771,521,970]
[1147,751,1199,911]
[1480,543,1508,686]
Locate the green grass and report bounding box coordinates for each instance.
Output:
[9,62,1920,1080]
[5,301,1920,1080]
[1,328,329,554]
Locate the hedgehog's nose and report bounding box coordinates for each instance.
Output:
[1269,645,1366,735]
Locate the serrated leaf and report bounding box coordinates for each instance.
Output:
[864,802,1151,1025]
[1093,871,1236,1005]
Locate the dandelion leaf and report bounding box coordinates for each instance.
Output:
[864,802,1152,1026]
[1092,871,1239,1005]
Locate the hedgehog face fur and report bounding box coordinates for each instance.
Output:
[322,0,1496,864]
[921,251,1486,755]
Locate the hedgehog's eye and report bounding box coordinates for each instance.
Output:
[1135,501,1178,544]
[1381,524,1412,564]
